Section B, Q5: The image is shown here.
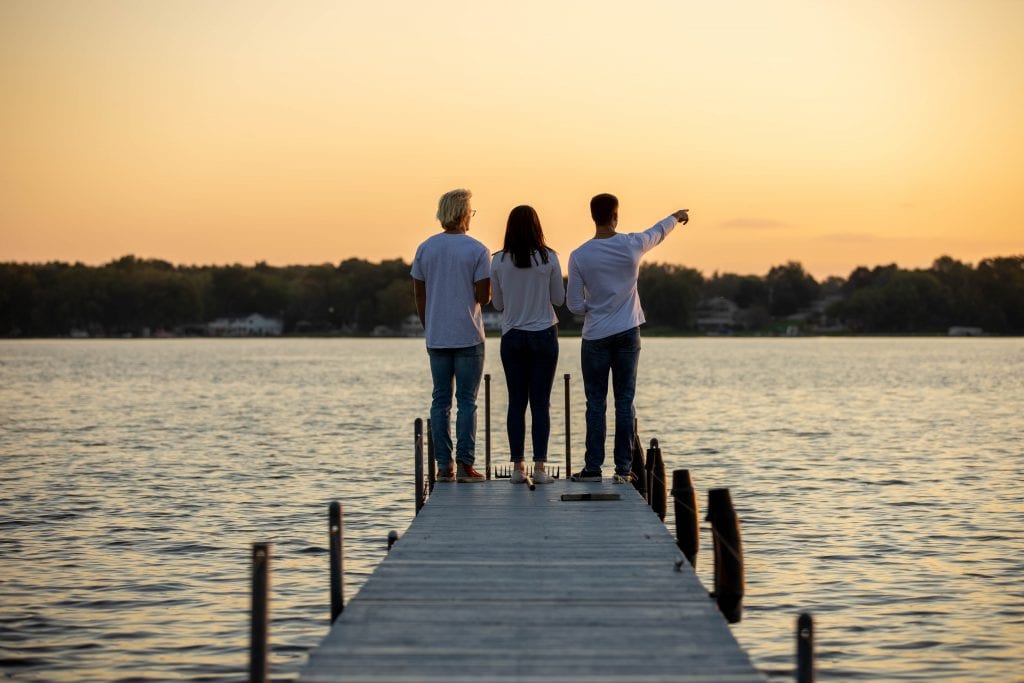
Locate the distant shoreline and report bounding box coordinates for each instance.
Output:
[4,254,1022,337]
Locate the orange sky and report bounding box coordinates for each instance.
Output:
[1,0,1021,279]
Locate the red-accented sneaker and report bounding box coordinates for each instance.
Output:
[456,463,486,483]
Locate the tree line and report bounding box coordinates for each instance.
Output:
[1,254,1021,336]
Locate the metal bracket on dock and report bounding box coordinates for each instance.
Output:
[560,493,621,501]
[492,465,561,479]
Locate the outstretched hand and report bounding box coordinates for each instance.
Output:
[673,209,689,225]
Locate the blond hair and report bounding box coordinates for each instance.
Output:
[436,188,472,229]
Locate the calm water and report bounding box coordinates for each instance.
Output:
[1,338,1022,682]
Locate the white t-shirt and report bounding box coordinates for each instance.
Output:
[410,232,491,349]
[490,249,565,334]
[566,216,678,340]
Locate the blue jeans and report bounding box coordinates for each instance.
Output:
[427,343,485,469]
[500,326,559,463]
[580,327,640,475]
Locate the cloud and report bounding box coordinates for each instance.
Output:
[716,218,789,230]
[814,232,879,243]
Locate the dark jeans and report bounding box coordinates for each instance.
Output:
[580,327,640,475]
[500,326,559,462]
[427,343,485,469]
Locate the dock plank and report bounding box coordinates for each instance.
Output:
[299,480,764,682]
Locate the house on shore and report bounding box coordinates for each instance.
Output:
[207,314,283,337]
[948,326,984,336]
[696,297,741,334]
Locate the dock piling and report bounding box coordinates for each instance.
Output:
[707,487,744,623]
[563,373,572,475]
[645,439,656,503]
[414,418,425,514]
[630,418,647,497]
[650,440,667,521]
[485,373,492,480]
[671,469,699,567]
[797,612,814,683]
[249,542,270,683]
[328,502,344,623]
[426,418,436,493]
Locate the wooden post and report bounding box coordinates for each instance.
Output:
[644,439,657,504]
[707,488,744,623]
[650,441,667,522]
[249,542,270,683]
[485,373,491,480]
[414,418,425,514]
[797,613,814,683]
[426,418,436,494]
[329,502,344,623]
[563,373,572,475]
[671,469,699,567]
[630,418,647,497]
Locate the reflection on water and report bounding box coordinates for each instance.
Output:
[1,338,1022,681]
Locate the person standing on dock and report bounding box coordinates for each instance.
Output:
[566,194,689,484]
[411,188,490,483]
[490,205,564,486]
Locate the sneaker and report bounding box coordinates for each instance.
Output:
[510,469,528,485]
[456,462,486,483]
[570,469,602,482]
[532,468,554,485]
[612,472,634,484]
[435,467,455,483]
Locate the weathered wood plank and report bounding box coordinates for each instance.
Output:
[299,480,764,682]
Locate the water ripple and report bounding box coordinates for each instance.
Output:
[2,337,1023,682]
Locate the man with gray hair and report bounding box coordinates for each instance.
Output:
[411,188,490,483]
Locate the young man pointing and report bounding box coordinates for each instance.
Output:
[566,194,689,483]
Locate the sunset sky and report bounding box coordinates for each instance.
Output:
[1,0,1021,279]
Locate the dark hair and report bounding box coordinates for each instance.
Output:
[590,193,618,225]
[502,205,550,268]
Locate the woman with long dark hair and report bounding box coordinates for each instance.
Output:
[490,205,565,484]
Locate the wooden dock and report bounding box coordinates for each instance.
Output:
[298,477,764,682]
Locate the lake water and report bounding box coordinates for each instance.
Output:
[1,337,1022,681]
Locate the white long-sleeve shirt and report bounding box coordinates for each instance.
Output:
[566,216,678,340]
[490,249,565,334]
